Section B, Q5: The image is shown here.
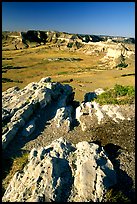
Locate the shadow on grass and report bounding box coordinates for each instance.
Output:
[2,65,27,70]
[2,78,23,83]
[121,73,135,77]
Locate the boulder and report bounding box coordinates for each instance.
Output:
[34,87,52,108]
[2,78,74,149]
[39,77,51,83]
[54,106,73,132]
[69,141,117,202]
[2,137,117,202]
[76,101,129,131]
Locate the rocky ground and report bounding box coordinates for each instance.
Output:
[3,102,135,202]
[2,79,135,202]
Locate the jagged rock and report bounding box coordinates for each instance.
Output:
[2,137,117,202]
[11,103,34,122]
[76,102,94,131]
[34,87,52,108]
[2,78,73,149]
[76,101,130,131]
[2,127,19,150]
[39,77,51,83]
[69,141,117,202]
[54,106,73,132]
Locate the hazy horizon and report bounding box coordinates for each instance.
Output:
[2,2,135,38]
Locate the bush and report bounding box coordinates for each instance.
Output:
[116,54,128,68]
[116,62,128,68]
[94,84,135,105]
[67,42,73,48]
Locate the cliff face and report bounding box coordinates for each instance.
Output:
[12,30,133,68]
[2,30,135,69]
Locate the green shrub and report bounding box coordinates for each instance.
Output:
[95,84,135,105]
[67,42,73,48]
[116,62,128,68]
[116,54,128,68]
[57,71,68,75]
[114,84,135,97]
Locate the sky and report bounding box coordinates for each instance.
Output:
[2,2,135,38]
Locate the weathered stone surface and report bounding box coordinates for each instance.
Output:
[39,77,51,83]
[2,78,73,149]
[2,137,116,202]
[69,141,117,202]
[54,106,73,132]
[76,101,131,131]
[34,87,52,108]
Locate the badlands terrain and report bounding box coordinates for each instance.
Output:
[2,30,135,202]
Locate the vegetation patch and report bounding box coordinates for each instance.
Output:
[94,84,135,105]
[2,152,29,196]
[104,188,130,202]
[116,54,128,68]
[2,78,14,83]
[57,71,69,75]
[67,42,73,48]
[59,78,73,83]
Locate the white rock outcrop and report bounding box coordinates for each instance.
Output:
[2,78,73,149]
[54,106,73,132]
[2,137,117,202]
[76,101,131,131]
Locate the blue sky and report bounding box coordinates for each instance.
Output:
[2,2,135,37]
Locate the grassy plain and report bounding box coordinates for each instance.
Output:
[2,42,135,102]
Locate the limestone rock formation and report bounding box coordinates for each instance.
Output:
[3,30,135,69]
[2,78,74,150]
[76,101,131,131]
[2,137,117,202]
[54,106,73,132]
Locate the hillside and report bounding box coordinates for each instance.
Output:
[2,30,135,101]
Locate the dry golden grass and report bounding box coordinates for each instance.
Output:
[2,43,135,101]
